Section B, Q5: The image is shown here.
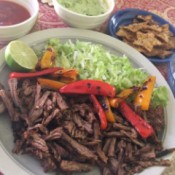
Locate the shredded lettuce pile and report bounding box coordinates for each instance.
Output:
[46,38,169,107]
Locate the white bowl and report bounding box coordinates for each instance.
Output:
[0,0,39,42]
[52,0,115,29]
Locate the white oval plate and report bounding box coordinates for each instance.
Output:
[0,28,175,175]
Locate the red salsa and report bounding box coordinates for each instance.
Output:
[0,1,31,26]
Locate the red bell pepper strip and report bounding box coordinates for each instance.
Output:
[9,67,61,79]
[90,94,107,130]
[59,79,116,97]
[118,100,154,139]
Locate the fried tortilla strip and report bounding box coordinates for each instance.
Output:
[161,24,174,36]
[155,33,170,43]
[134,15,156,24]
[169,37,175,49]
[123,22,162,33]
[116,28,135,42]
[134,32,162,52]
[146,49,172,58]
[136,45,172,58]
[122,22,148,33]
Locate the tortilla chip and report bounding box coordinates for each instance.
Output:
[133,32,162,52]
[116,28,135,42]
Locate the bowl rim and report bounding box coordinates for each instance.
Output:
[107,8,175,63]
[0,0,39,29]
[53,0,115,18]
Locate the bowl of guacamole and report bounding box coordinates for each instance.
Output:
[52,0,115,29]
[57,0,108,16]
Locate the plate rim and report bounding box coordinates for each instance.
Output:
[0,28,175,175]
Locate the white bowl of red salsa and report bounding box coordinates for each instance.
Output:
[0,0,39,42]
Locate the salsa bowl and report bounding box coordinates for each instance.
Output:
[0,0,39,42]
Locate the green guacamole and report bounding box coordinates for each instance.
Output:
[57,0,108,16]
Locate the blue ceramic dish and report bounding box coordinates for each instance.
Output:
[168,56,175,97]
[108,8,175,63]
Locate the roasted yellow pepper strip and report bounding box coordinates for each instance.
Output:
[134,76,156,110]
[39,47,56,69]
[117,88,134,98]
[102,97,115,123]
[109,98,122,108]
[51,68,79,81]
[109,88,134,108]
[37,78,66,90]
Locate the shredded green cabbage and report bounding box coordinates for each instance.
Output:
[46,38,169,107]
[152,86,169,108]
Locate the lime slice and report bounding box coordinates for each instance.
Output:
[5,40,38,72]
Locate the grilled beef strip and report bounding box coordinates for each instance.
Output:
[102,166,112,175]
[28,91,51,124]
[0,83,6,113]
[156,148,175,158]
[61,131,97,160]
[0,98,5,114]
[0,89,18,121]
[8,78,26,113]
[60,160,92,172]
[113,122,132,131]
[44,127,62,141]
[41,157,57,172]
[73,113,94,134]
[56,92,68,110]
[27,132,49,153]
[107,137,117,157]
[108,157,120,174]
[93,121,101,139]
[51,142,70,160]
[96,143,108,164]
[103,138,113,154]
[130,159,171,174]
[81,139,101,146]
[42,108,60,126]
[47,143,61,162]
[72,103,96,123]
[34,83,41,105]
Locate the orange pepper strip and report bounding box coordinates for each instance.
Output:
[134,76,156,110]
[37,78,66,90]
[39,47,56,69]
[51,68,79,80]
[102,97,115,123]
[109,88,134,108]
[58,77,77,84]
[117,88,134,98]
[109,98,123,108]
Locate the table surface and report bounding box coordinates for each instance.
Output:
[0,0,175,175]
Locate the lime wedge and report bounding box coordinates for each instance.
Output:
[5,40,38,72]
